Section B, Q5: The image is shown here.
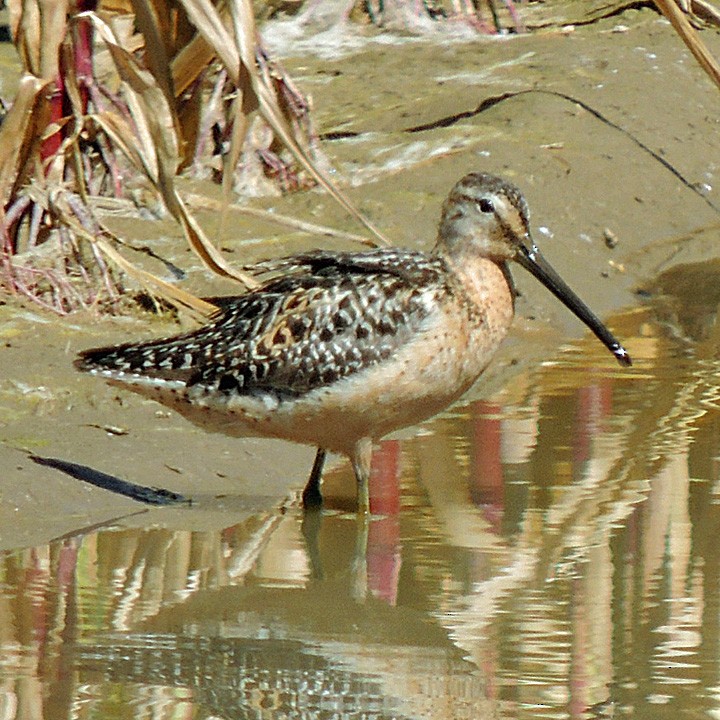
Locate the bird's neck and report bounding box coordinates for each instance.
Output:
[438,242,517,325]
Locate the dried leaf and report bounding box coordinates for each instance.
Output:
[91,109,156,180]
[83,11,258,287]
[172,32,216,97]
[50,190,218,318]
[654,0,720,90]
[129,0,177,107]
[94,236,219,318]
[175,0,390,247]
[0,74,47,208]
[178,0,240,80]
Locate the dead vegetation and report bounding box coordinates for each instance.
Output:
[0,0,389,316]
[0,0,719,315]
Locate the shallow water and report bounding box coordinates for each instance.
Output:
[3,259,720,719]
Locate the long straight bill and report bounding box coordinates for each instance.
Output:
[517,244,632,367]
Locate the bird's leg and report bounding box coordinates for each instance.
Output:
[351,512,369,601]
[352,437,373,515]
[302,448,327,509]
[350,437,373,599]
[301,508,324,580]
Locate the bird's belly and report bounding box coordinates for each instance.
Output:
[180,317,503,454]
[291,311,506,451]
[104,295,512,455]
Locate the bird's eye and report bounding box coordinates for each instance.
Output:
[478,198,494,213]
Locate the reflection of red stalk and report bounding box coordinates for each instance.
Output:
[367,441,402,604]
[470,401,504,532]
[574,379,612,465]
[367,515,401,605]
[369,440,401,516]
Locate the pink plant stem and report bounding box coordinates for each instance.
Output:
[9,268,69,314]
[73,3,97,113]
[4,196,33,252]
[26,200,44,248]
[89,240,118,303]
[41,80,65,164]
[42,2,98,166]
[502,0,525,32]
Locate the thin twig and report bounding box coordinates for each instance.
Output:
[182,191,378,247]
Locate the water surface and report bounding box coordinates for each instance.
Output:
[3,260,720,719]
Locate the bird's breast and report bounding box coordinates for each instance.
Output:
[446,257,516,375]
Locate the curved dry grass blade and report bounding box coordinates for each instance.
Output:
[178,0,239,79]
[172,32,216,97]
[165,186,261,289]
[94,107,259,289]
[49,190,218,317]
[129,0,199,165]
[233,0,390,246]
[182,191,378,247]
[128,0,178,111]
[653,0,720,90]
[89,17,172,171]
[82,11,260,289]
[0,74,47,208]
[95,237,219,318]
[91,109,157,181]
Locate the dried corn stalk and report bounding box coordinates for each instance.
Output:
[0,0,385,314]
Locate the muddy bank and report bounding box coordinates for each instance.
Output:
[1,6,720,550]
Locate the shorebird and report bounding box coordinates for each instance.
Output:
[76,172,631,513]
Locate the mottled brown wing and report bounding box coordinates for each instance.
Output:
[77,249,449,398]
